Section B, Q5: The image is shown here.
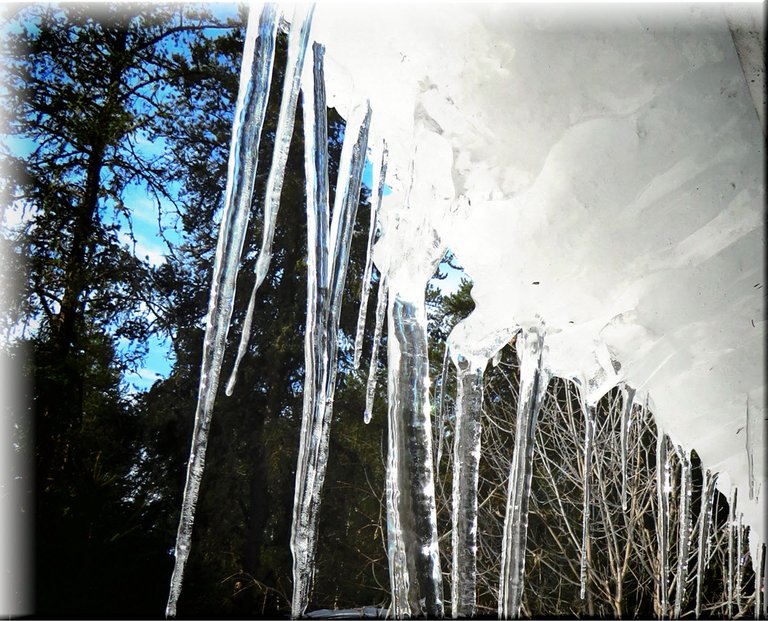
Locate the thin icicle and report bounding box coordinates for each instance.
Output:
[577,384,595,601]
[695,470,717,619]
[363,274,387,424]
[745,396,759,501]
[451,355,485,618]
[166,7,278,618]
[386,292,444,618]
[434,343,450,469]
[657,431,671,619]
[353,141,388,370]
[290,38,373,616]
[499,325,550,619]
[727,488,737,618]
[761,543,767,619]
[322,100,373,412]
[750,533,763,619]
[736,512,743,612]
[673,445,692,619]
[226,5,314,396]
[620,385,636,511]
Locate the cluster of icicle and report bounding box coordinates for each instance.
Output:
[164,5,386,617]
[166,5,767,620]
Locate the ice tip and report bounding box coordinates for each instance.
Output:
[225,373,237,397]
[363,410,372,424]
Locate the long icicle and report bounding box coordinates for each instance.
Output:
[727,488,737,618]
[657,431,671,620]
[578,385,595,601]
[498,325,550,619]
[291,41,330,619]
[387,291,445,618]
[761,543,767,619]
[321,100,372,407]
[756,537,763,620]
[290,40,373,613]
[746,397,757,501]
[363,274,387,424]
[353,140,388,370]
[434,343,450,471]
[694,470,718,619]
[673,445,692,619]
[620,385,636,511]
[735,512,743,613]
[226,5,314,395]
[451,355,485,618]
[386,318,411,618]
[166,7,278,617]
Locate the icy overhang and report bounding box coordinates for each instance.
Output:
[309,3,766,550]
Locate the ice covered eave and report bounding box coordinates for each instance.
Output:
[310,2,766,548]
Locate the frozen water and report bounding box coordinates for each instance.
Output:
[353,140,387,371]
[695,470,718,619]
[291,39,331,618]
[434,344,449,472]
[175,3,765,617]
[309,0,765,596]
[620,385,636,511]
[291,36,372,614]
[673,446,692,619]
[166,6,278,617]
[498,327,550,618]
[450,355,485,618]
[363,274,387,425]
[728,488,738,616]
[577,393,595,601]
[657,433,671,618]
[226,5,314,396]
[386,295,444,617]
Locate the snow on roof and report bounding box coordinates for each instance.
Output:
[311,3,765,551]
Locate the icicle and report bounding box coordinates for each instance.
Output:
[727,488,737,618]
[226,5,314,396]
[695,470,717,619]
[745,396,759,501]
[291,41,330,618]
[363,274,387,424]
[451,354,485,618]
[736,512,743,612]
[386,358,411,619]
[434,343,450,470]
[762,543,767,619]
[290,39,373,617]
[353,141,388,370]
[673,445,692,619]
[498,325,550,619]
[657,431,671,619]
[166,7,278,618]
[620,384,636,511]
[750,533,763,619]
[577,384,595,601]
[386,292,444,618]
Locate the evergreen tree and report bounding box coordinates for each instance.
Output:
[1,4,240,614]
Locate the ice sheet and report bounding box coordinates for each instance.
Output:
[311,1,766,550]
